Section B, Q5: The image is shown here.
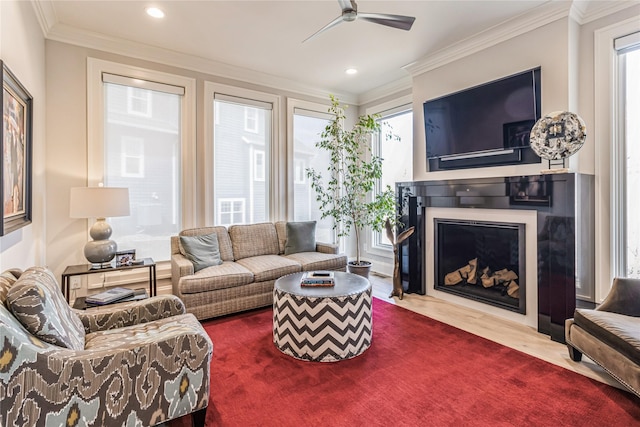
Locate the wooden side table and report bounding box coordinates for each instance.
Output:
[61,258,157,303]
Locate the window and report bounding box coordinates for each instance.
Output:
[244,107,258,133]
[595,20,640,301]
[210,90,275,225]
[371,102,413,250]
[291,105,334,244]
[614,32,640,278]
[218,198,246,226]
[120,136,145,178]
[253,150,265,181]
[88,59,196,264]
[127,87,152,117]
[294,159,306,184]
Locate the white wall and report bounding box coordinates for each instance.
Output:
[0,1,46,271]
[411,17,571,182]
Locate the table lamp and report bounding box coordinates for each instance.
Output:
[70,186,130,268]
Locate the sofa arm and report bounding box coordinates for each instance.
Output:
[75,295,186,333]
[172,252,194,282]
[1,314,212,427]
[597,277,640,317]
[316,242,339,254]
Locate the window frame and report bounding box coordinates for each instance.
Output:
[204,82,282,225]
[364,95,413,261]
[594,17,640,302]
[87,58,197,272]
[286,98,338,246]
[613,33,640,280]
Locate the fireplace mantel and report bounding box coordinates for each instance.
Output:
[396,173,594,343]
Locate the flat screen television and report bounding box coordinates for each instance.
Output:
[424,67,541,171]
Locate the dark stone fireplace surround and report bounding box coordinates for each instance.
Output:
[396,173,594,343]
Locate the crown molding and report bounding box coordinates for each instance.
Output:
[30,0,57,37]
[403,1,573,77]
[38,16,358,105]
[357,75,412,106]
[32,0,638,107]
[404,0,640,78]
[576,0,640,24]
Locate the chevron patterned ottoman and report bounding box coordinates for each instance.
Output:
[272,271,372,362]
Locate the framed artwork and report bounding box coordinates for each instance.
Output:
[1,61,33,236]
[116,249,136,267]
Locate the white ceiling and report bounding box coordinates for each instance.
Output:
[35,1,636,101]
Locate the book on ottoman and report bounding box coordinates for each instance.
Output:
[300,271,335,287]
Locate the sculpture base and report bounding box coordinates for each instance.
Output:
[541,168,570,174]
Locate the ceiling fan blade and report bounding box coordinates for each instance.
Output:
[303,15,344,43]
[338,0,356,12]
[358,13,416,31]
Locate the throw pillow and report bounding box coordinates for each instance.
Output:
[180,233,223,272]
[285,221,316,255]
[7,267,85,350]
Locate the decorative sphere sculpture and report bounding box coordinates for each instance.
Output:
[529,111,586,160]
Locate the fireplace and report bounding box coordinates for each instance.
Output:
[395,173,595,343]
[434,219,526,314]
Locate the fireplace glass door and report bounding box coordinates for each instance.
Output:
[434,219,526,314]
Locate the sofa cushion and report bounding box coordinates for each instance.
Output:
[285,221,316,255]
[84,312,205,351]
[180,233,223,272]
[229,223,280,260]
[236,255,301,282]
[284,252,348,272]
[179,261,254,294]
[574,309,640,365]
[178,227,234,261]
[275,221,287,254]
[6,267,85,350]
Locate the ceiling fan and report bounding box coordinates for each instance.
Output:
[303,0,416,43]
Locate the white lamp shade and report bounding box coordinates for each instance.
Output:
[70,187,130,218]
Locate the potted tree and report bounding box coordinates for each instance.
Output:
[307,95,397,278]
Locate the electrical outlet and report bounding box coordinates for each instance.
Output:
[70,277,82,290]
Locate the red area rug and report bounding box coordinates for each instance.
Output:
[176,299,639,426]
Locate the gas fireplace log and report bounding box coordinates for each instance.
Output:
[444,258,478,285]
[445,262,520,299]
[506,280,520,298]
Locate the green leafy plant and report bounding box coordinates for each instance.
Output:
[307,95,397,266]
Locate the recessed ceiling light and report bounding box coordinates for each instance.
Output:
[146,7,165,19]
[345,68,358,75]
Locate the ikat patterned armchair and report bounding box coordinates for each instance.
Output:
[0,266,213,427]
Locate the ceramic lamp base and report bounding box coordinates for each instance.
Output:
[84,218,118,265]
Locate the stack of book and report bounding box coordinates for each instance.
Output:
[85,287,147,306]
[300,271,335,287]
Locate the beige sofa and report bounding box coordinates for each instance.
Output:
[171,222,347,320]
[565,277,640,398]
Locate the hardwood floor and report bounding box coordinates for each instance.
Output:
[368,273,623,391]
